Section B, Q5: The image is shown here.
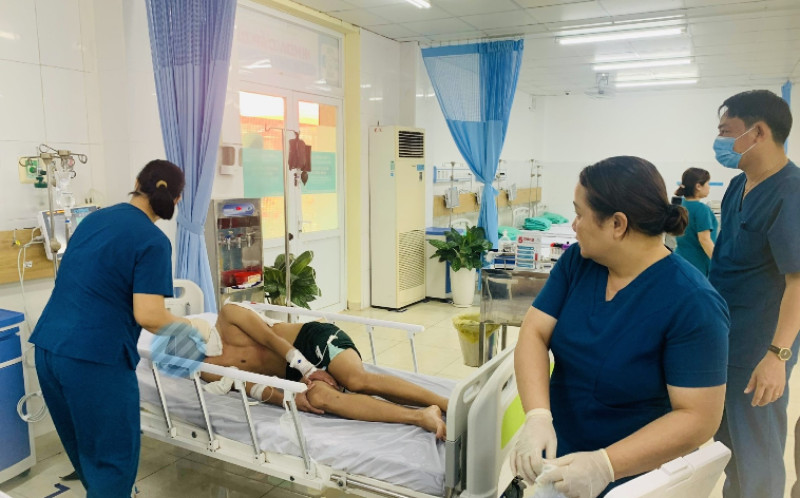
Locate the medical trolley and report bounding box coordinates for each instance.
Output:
[0,309,35,484]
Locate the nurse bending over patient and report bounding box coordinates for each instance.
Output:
[511,156,730,497]
[31,160,195,498]
[190,302,449,439]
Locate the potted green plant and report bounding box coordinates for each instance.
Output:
[262,250,321,309]
[428,226,493,307]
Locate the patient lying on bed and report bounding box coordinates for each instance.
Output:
[191,302,448,439]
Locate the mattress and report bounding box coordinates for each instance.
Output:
[136,324,454,496]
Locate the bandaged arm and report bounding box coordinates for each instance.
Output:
[247,382,283,406]
[201,370,282,406]
[286,348,318,377]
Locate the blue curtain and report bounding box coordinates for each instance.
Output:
[782,80,792,153]
[146,0,237,312]
[422,40,524,248]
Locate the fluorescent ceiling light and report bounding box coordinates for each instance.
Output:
[616,70,697,82]
[369,97,383,101]
[404,0,430,8]
[594,58,691,71]
[360,84,372,88]
[594,51,691,63]
[616,78,698,88]
[559,27,683,45]
[556,18,684,37]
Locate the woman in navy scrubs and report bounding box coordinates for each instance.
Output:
[510,156,730,497]
[30,160,191,497]
[673,167,718,276]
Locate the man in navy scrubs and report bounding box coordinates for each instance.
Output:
[710,90,800,498]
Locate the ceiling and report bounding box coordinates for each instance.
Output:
[288,0,800,96]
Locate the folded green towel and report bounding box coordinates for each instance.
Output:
[497,226,520,240]
[523,216,552,231]
[542,211,569,224]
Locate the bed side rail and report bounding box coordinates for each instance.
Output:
[137,346,315,477]
[240,302,426,373]
[462,347,522,498]
[444,346,517,493]
[167,279,204,316]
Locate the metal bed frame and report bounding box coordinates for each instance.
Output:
[139,280,526,498]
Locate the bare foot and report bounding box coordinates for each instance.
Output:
[437,395,449,414]
[418,405,447,441]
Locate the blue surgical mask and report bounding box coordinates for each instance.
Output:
[713,127,757,169]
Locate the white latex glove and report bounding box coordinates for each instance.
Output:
[536,449,615,498]
[510,408,558,484]
[188,318,212,343]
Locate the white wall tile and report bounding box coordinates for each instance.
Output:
[0,0,40,64]
[91,0,125,71]
[122,0,153,73]
[0,60,45,142]
[101,139,132,204]
[127,71,161,144]
[84,72,103,144]
[40,66,88,144]
[35,0,83,71]
[86,143,106,203]
[78,0,97,73]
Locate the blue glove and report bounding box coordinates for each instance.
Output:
[151,321,206,378]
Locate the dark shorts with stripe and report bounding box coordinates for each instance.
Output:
[285,321,360,381]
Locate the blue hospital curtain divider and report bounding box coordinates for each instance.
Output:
[146,0,237,312]
[422,40,524,248]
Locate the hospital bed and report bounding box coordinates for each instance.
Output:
[138,280,526,498]
[146,281,729,498]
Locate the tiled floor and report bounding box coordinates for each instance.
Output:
[1,299,798,497]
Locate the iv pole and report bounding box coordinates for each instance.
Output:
[23,145,88,277]
[282,130,292,320]
[42,155,60,276]
[267,127,300,322]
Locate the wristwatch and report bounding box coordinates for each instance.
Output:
[768,345,792,361]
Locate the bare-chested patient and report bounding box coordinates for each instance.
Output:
[193,303,448,439]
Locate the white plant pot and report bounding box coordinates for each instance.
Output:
[450,267,477,307]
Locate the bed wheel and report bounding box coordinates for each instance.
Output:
[501,476,526,498]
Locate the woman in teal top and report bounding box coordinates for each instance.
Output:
[674,168,719,275]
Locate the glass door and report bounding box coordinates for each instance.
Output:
[238,86,345,311]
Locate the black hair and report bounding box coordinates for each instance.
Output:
[579,156,688,237]
[674,167,710,198]
[131,160,185,220]
[719,90,792,145]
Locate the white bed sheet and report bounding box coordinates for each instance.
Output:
[136,326,454,496]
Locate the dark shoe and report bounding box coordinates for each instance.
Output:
[60,470,80,481]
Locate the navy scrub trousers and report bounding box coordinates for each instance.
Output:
[35,347,140,498]
[715,360,796,498]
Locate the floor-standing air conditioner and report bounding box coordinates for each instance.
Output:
[369,126,426,309]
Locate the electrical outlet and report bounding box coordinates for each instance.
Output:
[24,261,33,269]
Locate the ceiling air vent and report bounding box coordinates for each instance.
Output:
[398,130,424,158]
